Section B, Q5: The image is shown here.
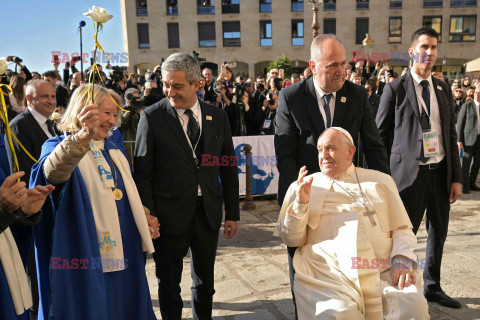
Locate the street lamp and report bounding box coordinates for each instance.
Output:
[308,0,324,38]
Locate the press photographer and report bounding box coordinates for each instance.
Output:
[120,88,143,162]
[259,91,277,135]
[141,80,162,107]
[245,81,265,135]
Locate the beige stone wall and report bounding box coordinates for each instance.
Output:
[122,0,480,76]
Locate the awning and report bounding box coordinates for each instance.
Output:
[466,57,480,73]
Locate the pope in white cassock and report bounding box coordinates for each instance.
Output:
[276,127,430,319]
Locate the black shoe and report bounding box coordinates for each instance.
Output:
[463,187,470,194]
[424,288,461,309]
[469,184,480,191]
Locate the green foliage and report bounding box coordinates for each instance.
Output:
[267,55,292,78]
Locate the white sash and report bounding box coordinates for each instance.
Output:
[78,140,154,273]
[0,228,32,315]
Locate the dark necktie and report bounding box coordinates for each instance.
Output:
[419,80,430,162]
[46,119,57,137]
[184,109,200,147]
[323,93,333,128]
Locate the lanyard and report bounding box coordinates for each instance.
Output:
[414,85,431,118]
[181,111,202,158]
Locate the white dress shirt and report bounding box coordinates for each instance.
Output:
[28,106,53,139]
[312,76,337,128]
[410,71,445,164]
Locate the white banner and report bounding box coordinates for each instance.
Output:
[233,135,278,195]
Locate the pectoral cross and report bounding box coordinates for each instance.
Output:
[363,210,377,226]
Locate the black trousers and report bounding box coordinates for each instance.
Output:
[462,135,480,189]
[153,197,219,320]
[400,161,450,292]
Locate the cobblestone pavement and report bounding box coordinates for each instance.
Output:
[146,194,480,319]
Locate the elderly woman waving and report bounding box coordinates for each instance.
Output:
[30,84,158,320]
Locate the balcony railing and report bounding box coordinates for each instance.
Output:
[324,3,336,10]
[260,3,272,12]
[167,6,178,15]
[198,5,215,14]
[423,0,443,7]
[137,8,148,15]
[292,37,304,46]
[356,1,369,9]
[390,0,402,8]
[450,0,477,6]
[222,4,240,13]
[261,38,272,46]
[291,2,304,12]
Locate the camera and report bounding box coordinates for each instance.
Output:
[267,93,275,106]
[256,83,265,92]
[72,56,81,62]
[232,82,245,100]
[111,66,126,82]
[214,81,224,95]
[192,51,206,62]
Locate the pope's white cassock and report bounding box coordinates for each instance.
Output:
[275,164,430,320]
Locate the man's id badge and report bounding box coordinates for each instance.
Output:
[263,119,272,129]
[423,130,440,157]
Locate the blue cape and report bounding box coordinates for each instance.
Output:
[30,132,128,320]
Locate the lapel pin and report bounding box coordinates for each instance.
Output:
[340,97,346,103]
[437,85,442,91]
[206,115,213,121]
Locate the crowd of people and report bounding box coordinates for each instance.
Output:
[0,25,479,320]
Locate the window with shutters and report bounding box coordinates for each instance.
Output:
[292,20,304,46]
[356,18,369,44]
[389,17,402,43]
[198,22,216,47]
[324,19,336,35]
[223,21,241,47]
[260,20,272,46]
[167,23,180,48]
[137,23,150,48]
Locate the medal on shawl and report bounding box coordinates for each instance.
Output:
[111,161,123,200]
[113,188,123,201]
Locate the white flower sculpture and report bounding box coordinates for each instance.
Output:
[308,0,324,6]
[0,57,10,76]
[83,6,113,28]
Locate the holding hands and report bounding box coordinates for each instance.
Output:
[296,166,313,204]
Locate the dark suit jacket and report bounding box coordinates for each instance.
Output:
[376,70,462,193]
[274,76,389,205]
[6,109,60,183]
[368,93,381,119]
[456,101,479,146]
[134,98,239,235]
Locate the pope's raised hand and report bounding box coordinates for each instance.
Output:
[77,104,100,142]
[296,166,313,204]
